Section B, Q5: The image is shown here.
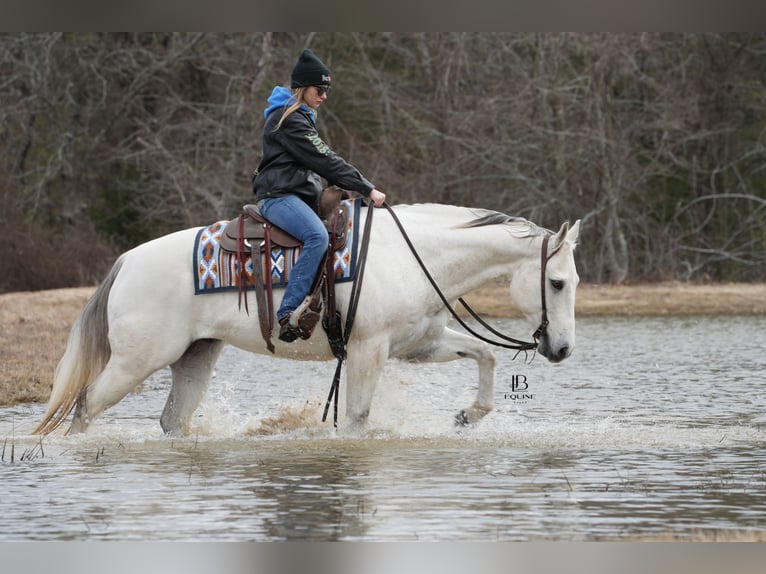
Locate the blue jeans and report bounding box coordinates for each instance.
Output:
[258,195,328,321]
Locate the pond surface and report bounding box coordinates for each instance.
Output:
[1,315,765,541]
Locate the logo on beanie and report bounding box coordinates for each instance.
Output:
[291,49,332,88]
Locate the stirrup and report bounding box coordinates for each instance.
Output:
[278,317,300,343]
[289,296,323,340]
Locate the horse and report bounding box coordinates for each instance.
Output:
[34,202,581,436]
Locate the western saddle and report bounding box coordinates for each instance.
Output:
[218,187,350,354]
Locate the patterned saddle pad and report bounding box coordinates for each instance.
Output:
[193,198,361,294]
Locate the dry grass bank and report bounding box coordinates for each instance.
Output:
[469,280,766,318]
[2,282,765,406]
[1,287,92,406]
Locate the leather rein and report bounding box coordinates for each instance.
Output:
[322,199,375,427]
[384,204,554,354]
[322,203,554,427]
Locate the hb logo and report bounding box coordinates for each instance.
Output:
[511,375,528,392]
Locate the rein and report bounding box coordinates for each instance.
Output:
[384,204,552,354]
[321,201,553,427]
[322,200,375,427]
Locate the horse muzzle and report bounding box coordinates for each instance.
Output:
[536,333,573,363]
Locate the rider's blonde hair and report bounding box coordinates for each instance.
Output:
[276,86,310,130]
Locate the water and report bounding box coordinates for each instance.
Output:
[1,315,765,541]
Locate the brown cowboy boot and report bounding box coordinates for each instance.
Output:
[278,316,300,343]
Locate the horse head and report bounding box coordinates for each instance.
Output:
[509,220,581,363]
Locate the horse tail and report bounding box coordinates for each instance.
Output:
[33,256,125,435]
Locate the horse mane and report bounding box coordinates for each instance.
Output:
[391,203,549,239]
[459,209,547,238]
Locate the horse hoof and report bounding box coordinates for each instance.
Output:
[454,410,470,426]
[68,417,87,434]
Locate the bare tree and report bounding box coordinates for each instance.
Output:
[2,32,765,291]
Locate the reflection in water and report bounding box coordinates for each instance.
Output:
[1,315,765,540]
[242,445,372,541]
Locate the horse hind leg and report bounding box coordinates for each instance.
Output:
[70,339,221,435]
[70,355,165,434]
[161,339,225,436]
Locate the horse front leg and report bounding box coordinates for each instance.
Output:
[404,327,496,426]
[344,336,389,431]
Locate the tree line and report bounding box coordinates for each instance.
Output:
[2,32,765,292]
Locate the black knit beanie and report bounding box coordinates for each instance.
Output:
[290,49,331,88]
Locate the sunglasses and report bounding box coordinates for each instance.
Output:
[314,85,331,97]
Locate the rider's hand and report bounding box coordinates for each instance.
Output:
[369,188,386,208]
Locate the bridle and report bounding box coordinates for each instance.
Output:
[531,233,552,344]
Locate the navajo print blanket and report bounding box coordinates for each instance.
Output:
[193,198,362,295]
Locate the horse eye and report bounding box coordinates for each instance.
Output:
[550,279,565,291]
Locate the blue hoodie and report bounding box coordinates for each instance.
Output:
[263,86,316,124]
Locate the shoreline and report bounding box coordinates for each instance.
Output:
[470,280,766,318]
[2,282,765,406]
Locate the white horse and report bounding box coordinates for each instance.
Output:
[34,203,581,436]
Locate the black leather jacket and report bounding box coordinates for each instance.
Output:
[252,106,374,207]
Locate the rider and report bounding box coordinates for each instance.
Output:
[253,48,386,343]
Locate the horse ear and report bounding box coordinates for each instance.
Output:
[553,221,570,249]
[552,219,581,250]
[567,219,581,246]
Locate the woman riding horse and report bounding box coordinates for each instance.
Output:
[252,48,386,343]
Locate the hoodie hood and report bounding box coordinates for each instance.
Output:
[263,86,316,124]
